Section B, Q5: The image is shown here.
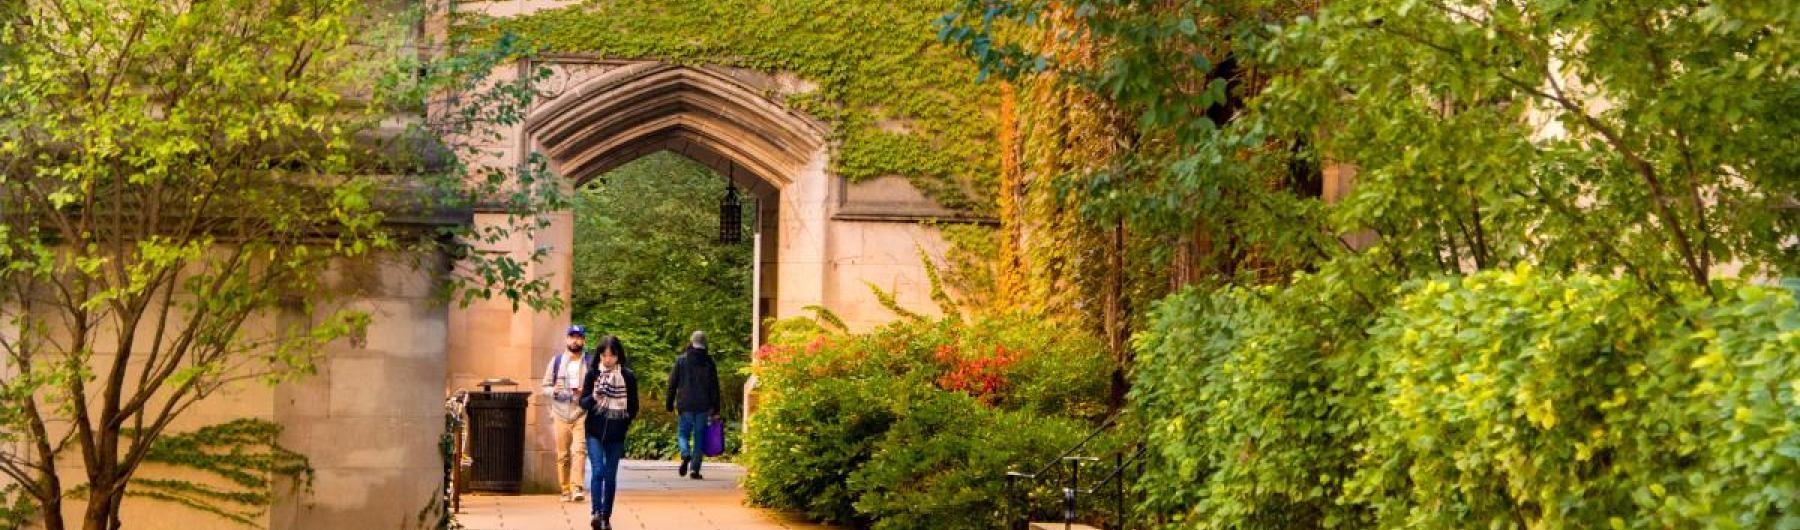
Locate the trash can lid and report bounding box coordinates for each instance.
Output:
[477,378,519,392]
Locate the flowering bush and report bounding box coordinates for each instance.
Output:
[934,344,1017,401]
[743,313,1114,527]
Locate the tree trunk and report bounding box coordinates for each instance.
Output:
[1105,221,1130,411]
[81,485,114,530]
[80,463,118,530]
[39,491,64,530]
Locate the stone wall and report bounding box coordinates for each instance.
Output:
[4,251,450,530]
[270,253,450,530]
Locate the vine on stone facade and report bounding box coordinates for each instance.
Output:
[54,420,314,527]
[465,0,1002,211]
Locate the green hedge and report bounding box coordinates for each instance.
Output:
[1134,267,1800,529]
[743,314,1115,528]
[1132,273,1377,528]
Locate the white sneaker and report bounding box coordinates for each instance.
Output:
[560,492,572,503]
[573,489,586,501]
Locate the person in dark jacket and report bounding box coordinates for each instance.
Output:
[665,330,721,480]
[578,336,637,530]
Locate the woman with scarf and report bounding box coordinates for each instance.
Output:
[578,335,638,530]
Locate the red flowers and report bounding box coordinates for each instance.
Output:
[936,344,1020,403]
[754,343,795,364]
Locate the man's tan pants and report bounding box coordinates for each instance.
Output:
[553,414,587,494]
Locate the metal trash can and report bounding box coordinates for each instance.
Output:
[466,378,531,494]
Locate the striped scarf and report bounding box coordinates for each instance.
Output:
[592,366,630,419]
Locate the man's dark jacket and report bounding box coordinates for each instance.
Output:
[665,346,721,415]
[578,361,639,443]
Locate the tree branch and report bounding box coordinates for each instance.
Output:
[1380,18,1709,286]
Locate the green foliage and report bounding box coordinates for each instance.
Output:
[743,314,1113,526]
[568,151,753,458]
[477,0,1001,210]
[867,281,928,322]
[943,0,1799,290]
[1131,274,1376,529]
[1352,268,1800,529]
[121,420,312,526]
[743,377,894,524]
[1256,0,1800,286]
[0,2,563,528]
[850,392,1089,530]
[0,485,34,530]
[801,305,848,332]
[942,0,1337,289]
[938,5,1800,526]
[1133,269,1800,529]
[571,153,751,364]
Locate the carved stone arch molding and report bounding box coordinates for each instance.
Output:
[525,58,829,197]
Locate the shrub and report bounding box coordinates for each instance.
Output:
[1351,268,1800,529]
[1133,267,1800,529]
[1132,274,1377,529]
[851,390,1092,530]
[744,313,1116,526]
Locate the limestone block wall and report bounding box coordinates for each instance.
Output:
[822,221,953,332]
[271,253,450,530]
[3,251,450,530]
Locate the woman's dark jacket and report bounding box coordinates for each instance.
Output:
[665,346,721,415]
[578,362,639,444]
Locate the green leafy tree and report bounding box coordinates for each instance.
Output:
[1255,0,1799,289]
[0,1,561,529]
[941,0,1797,527]
[942,0,1798,293]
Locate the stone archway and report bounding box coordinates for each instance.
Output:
[527,60,832,349]
[445,58,964,490]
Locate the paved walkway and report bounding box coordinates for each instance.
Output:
[455,460,829,530]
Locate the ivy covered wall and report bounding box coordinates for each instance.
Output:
[473,0,1001,211]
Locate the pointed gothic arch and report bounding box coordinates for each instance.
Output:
[447,59,959,491]
[527,61,827,195]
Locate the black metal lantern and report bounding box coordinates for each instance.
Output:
[719,182,742,244]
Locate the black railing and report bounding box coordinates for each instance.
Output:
[1002,411,1146,530]
[1085,446,1147,529]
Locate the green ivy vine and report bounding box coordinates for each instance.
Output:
[468,0,1000,211]
[0,484,35,529]
[111,419,313,527]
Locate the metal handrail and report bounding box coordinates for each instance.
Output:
[1079,446,1145,495]
[1002,409,1145,530]
[1084,445,1147,530]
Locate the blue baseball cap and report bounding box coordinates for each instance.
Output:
[567,325,587,337]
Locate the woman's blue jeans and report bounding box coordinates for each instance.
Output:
[584,436,625,517]
[676,412,709,473]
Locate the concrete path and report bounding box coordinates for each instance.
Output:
[455,460,829,530]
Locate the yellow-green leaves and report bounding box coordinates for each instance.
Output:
[1352,272,1799,529]
[0,2,570,526]
[1136,270,1799,529]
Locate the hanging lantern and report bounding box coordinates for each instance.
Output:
[719,182,742,244]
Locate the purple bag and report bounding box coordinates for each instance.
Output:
[702,419,726,457]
